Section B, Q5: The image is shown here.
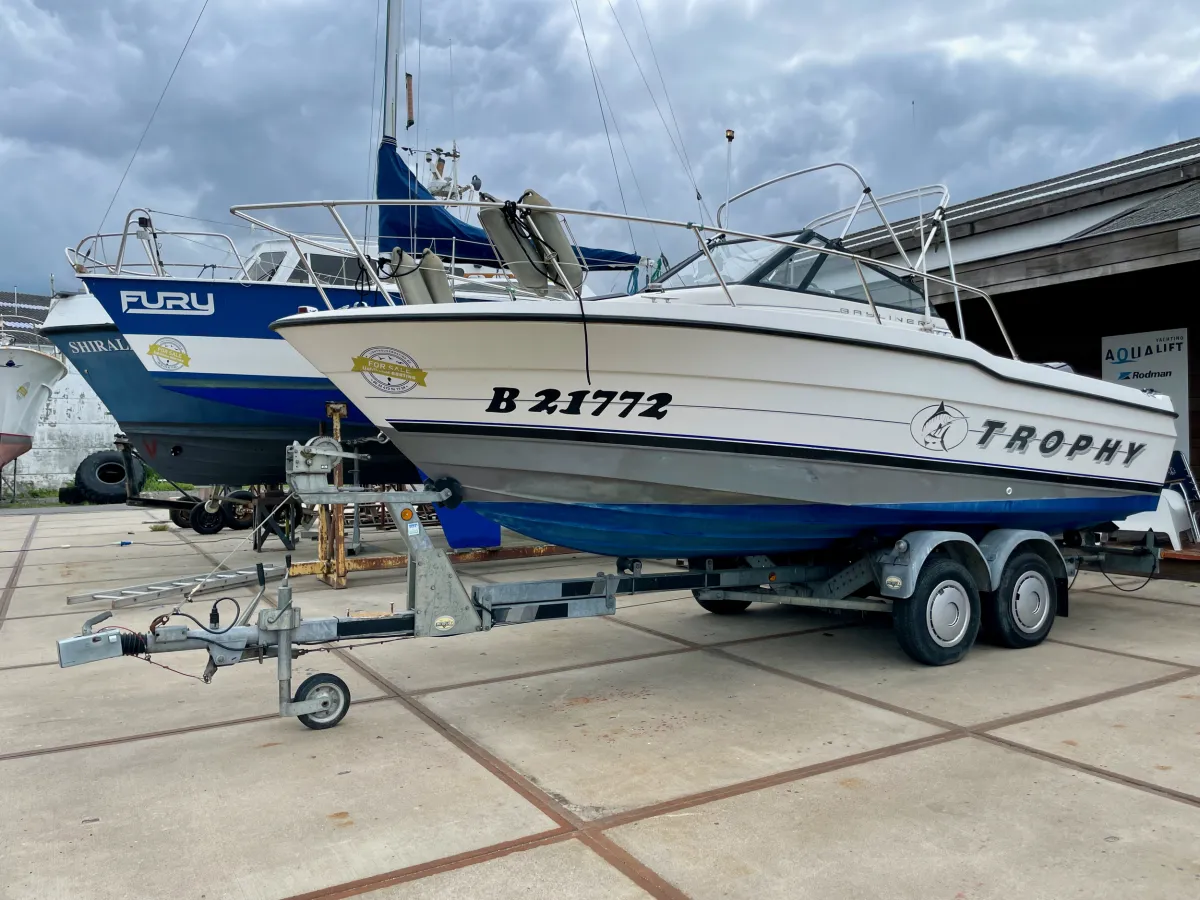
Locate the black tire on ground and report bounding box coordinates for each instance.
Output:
[74,450,145,504]
[981,551,1057,649]
[294,673,351,730]
[189,502,225,535]
[169,503,192,529]
[693,591,753,615]
[58,485,85,505]
[892,557,981,666]
[221,490,255,530]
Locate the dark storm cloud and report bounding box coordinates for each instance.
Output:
[1,0,1197,292]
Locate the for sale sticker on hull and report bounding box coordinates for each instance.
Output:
[352,347,428,394]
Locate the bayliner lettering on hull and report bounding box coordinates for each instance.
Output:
[487,387,672,419]
[977,419,1146,467]
[120,291,214,316]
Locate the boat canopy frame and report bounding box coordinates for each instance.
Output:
[229,179,1019,359]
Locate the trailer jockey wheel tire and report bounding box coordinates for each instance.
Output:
[983,552,1057,649]
[893,557,980,666]
[692,591,752,615]
[189,502,225,535]
[169,502,192,529]
[294,673,350,730]
[221,490,255,530]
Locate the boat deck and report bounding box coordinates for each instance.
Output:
[2,506,1199,898]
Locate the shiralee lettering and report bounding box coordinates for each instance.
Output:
[977,419,1146,466]
[68,338,130,353]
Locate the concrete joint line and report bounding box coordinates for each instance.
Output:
[0,515,40,633]
[972,732,1200,809]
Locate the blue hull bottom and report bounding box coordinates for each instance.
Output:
[469,495,1160,558]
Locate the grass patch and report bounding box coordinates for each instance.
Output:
[149,523,169,532]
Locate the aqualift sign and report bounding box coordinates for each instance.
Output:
[1102,329,1188,460]
[119,290,214,316]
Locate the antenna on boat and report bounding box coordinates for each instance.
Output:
[725,129,735,232]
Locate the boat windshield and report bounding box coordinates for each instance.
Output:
[659,231,928,313]
[245,251,286,282]
[659,237,784,289]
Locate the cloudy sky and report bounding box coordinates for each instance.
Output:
[2,0,1198,295]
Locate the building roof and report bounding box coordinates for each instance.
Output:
[0,291,52,328]
[1071,179,1200,239]
[852,135,1200,254]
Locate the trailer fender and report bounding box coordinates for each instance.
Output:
[874,531,990,600]
[977,530,1070,617]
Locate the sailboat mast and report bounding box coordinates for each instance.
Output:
[382,0,404,142]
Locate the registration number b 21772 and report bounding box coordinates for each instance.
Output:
[486,387,672,419]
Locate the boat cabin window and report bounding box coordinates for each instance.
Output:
[751,237,927,313]
[657,232,927,314]
[245,251,286,281]
[287,253,369,287]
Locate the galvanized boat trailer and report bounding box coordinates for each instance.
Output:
[55,438,1165,730]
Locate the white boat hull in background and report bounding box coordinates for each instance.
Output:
[0,347,68,468]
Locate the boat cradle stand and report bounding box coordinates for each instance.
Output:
[54,440,1166,730]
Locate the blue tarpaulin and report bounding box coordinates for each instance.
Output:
[375,138,639,270]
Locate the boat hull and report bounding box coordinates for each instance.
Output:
[41,302,418,485]
[0,347,67,469]
[275,302,1177,558]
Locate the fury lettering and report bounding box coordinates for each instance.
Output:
[120,290,214,316]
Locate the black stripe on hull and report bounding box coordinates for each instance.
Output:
[386,420,1164,495]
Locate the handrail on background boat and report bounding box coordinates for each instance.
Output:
[0,314,64,360]
[229,196,1019,360]
[66,208,249,280]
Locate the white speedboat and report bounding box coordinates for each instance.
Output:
[0,318,68,469]
[262,166,1177,559]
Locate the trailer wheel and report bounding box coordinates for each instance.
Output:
[189,502,225,535]
[893,557,980,666]
[983,552,1057,649]
[294,673,350,730]
[221,490,255,530]
[693,591,752,615]
[169,502,192,529]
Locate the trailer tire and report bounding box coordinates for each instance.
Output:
[74,450,144,504]
[693,592,752,615]
[169,503,192,529]
[221,490,255,530]
[893,557,980,666]
[983,552,1057,649]
[295,673,350,730]
[189,502,225,535]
